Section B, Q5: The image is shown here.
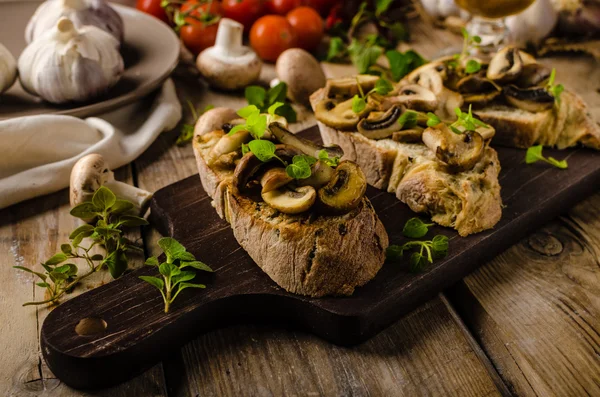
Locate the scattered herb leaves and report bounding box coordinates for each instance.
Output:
[245,82,297,123]
[176,102,214,146]
[546,68,564,104]
[286,155,317,179]
[402,217,434,238]
[525,145,568,169]
[141,237,213,313]
[398,110,419,129]
[318,149,341,167]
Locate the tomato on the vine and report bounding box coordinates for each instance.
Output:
[136,0,169,24]
[250,15,297,62]
[222,0,266,31]
[286,6,323,52]
[179,0,222,55]
[265,0,302,15]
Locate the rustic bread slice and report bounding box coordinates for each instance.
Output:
[474,91,600,149]
[315,120,502,236]
[192,122,388,297]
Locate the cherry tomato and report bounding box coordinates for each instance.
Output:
[136,0,169,24]
[302,0,337,16]
[286,6,323,52]
[222,0,266,31]
[250,15,297,62]
[265,0,302,15]
[179,0,222,55]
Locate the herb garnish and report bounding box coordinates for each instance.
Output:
[177,101,214,146]
[244,82,297,123]
[546,68,564,104]
[386,218,449,273]
[426,112,442,127]
[525,145,568,169]
[398,110,419,129]
[286,155,317,179]
[318,149,341,167]
[141,237,213,313]
[352,77,394,114]
[449,105,489,134]
[449,28,482,73]
[14,186,148,306]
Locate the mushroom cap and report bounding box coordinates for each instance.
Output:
[262,185,317,214]
[196,48,262,91]
[194,107,238,138]
[69,153,110,207]
[276,48,326,107]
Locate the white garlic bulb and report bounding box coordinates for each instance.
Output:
[0,43,17,94]
[26,0,124,45]
[506,0,558,46]
[18,17,124,104]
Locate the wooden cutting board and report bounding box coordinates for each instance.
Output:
[40,126,600,389]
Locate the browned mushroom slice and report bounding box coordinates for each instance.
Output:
[297,160,335,189]
[233,144,304,194]
[207,129,251,166]
[503,85,555,112]
[317,161,367,214]
[456,74,502,106]
[268,122,343,158]
[324,75,380,99]
[262,185,317,214]
[392,127,424,143]
[406,62,446,94]
[487,46,523,84]
[392,84,438,112]
[260,168,293,193]
[515,63,552,88]
[357,106,403,140]
[422,124,485,172]
[314,97,362,130]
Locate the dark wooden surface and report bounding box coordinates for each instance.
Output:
[39,125,600,389]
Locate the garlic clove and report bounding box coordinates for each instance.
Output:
[0,43,17,94]
[25,0,124,45]
[18,17,124,104]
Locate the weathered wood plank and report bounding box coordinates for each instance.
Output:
[448,192,600,397]
[0,169,168,396]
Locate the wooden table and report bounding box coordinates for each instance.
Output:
[2,15,600,396]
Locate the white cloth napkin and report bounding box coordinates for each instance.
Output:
[0,79,182,209]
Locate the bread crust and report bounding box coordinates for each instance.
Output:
[192,129,389,297]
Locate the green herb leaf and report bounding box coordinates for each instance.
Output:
[386,245,405,261]
[318,150,340,167]
[349,39,383,74]
[70,202,100,220]
[139,276,164,291]
[237,105,260,119]
[68,224,94,240]
[228,124,247,136]
[158,237,187,263]
[525,145,568,169]
[178,282,206,291]
[245,86,266,108]
[92,186,116,211]
[275,103,297,123]
[373,78,394,95]
[431,235,449,259]
[398,110,418,129]
[352,95,367,114]
[145,256,160,266]
[375,0,394,15]
[105,250,128,279]
[181,260,214,272]
[286,155,316,179]
[118,215,149,227]
[426,112,441,127]
[248,139,277,162]
[465,59,481,74]
[403,217,433,238]
[409,252,428,273]
[45,253,68,266]
[326,37,347,62]
[267,82,288,104]
[60,244,72,254]
[386,50,426,82]
[13,266,47,281]
[172,271,197,285]
[268,102,284,116]
[110,200,135,215]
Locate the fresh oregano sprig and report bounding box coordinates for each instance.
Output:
[546,68,564,104]
[386,218,449,273]
[140,237,213,313]
[14,186,147,306]
[352,76,394,114]
[448,28,482,74]
[525,145,568,169]
[244,82,297,123]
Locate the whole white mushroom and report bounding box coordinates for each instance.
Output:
[274,48,326,107]
[0,43,17,94]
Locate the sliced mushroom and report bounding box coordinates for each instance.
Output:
[317,161,367,214]
[297,160,335,189]
[486,46,523,84]
[357,106,403,140]
[314,97,362,130]
[437,88,465,120]
[391,84,438,112]
[456,74,502,106]
[422,124,485,172]
[392,127,424,143]
[324,75,380,100]
[268,122,343,158]
[503,85,554,112]
[213,151,242,169]
[262,185,316,214]
[406,63,445,95]
[233,144,304,194]
[515,63,551,88]
[207,130,251,166]
[194,107,238,137]
[260,168,293,194]
[518,50,537,65]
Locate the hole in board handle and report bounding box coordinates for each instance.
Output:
[75,317,107,336]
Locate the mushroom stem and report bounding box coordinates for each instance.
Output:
[214,18,244,58]
[104,177,153,215]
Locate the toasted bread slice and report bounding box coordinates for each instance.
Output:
[192,116,388,297]
[474,91,600,149]
[315,120,502,237]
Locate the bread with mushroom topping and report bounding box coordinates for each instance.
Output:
[192,110,388,297]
